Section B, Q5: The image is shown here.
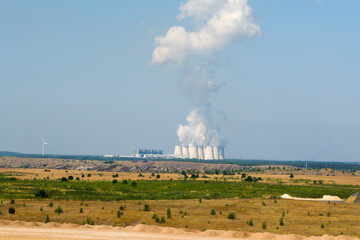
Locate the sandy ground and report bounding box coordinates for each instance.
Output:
[0,220,358,240]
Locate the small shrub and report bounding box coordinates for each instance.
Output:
[274,199,277,203]
[48,202,53,207]
[160,216,165,223]
[87,174,91,177]
[210,209,216,215]
[76,177,80,181]
[86,216,94,225]
[131,181,137,186]
[68,176,73,180]
[35,190,49,198]
[122,180,128,184]
[321,223,325,228]
[280,217,284,226]
[55,206,63,214]
[8,207,15,214]
[61,177,68,182]
[262,221,267,230]
[10,199,15,204]
[307,211,310,216]
[289,173,294,178]
[45,215,50,223]
[282,210,285,217]
[80,208,83,213]
[152,213,157,219]
[327,211,332,217]
[319,213,323,216]
[117,210,121,218]
[156,174,160,179]
[247,219,253,226]
[227,212,236,219]
[40,207,43,211]
[112,179,118,184]
[119,206,125,211]
[143,204,150,211]
[262,201,266,206]
[167,208,171,219]
[199,198,202,203]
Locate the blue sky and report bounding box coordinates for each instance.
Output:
[1,0,359,161]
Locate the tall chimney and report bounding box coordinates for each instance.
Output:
[182,146,189,158]
[197,146,204,160]
[189,146,198,159]
[204,146,214,160]
[213,146,219,160]
[174,145,182,157]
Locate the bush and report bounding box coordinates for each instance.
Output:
[55,206,63,214]
[321,223,325,228]
[210,209,216,215]
[247,219,253,226]
[35,190,48,198]
[131,181,137,186]
[122,180,128,184]
[76,177,80,181]
[262,201,266,206]
[143,204,150,211]
[290,173,294,178]
[87,174,91,177]
[244,176,253,182]
[112,179,118,184]
[48,202,53,207]
[156,174,160,179]
[280,217,284,226]
[80,208,83,213]
[227,212,236,219]
[167,208,171,219]
[45,215,50,223]
[117,210,121,218]
[86,216,94,225]
[8,207,15,214]
[61,177,68,182]
[262,221,267,230]
[68,176,74,180]
[160,216,166,223]
[10,199,15,204]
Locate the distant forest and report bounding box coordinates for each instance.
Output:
[1,151,360,171]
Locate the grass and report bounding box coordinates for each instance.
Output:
[0,176,358,201]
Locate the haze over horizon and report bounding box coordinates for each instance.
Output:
[1,0,360,162]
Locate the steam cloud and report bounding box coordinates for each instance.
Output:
[152,0,261,147]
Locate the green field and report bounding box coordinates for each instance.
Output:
[0,176,358,201]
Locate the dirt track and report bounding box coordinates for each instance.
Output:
[0,221,358,240]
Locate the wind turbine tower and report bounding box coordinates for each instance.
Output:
[42,137,49,156]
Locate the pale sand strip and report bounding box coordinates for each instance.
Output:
[0,220,358,240]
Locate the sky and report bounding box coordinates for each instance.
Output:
[1,0,360,161]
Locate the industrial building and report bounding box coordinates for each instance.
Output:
[174,145,225,160]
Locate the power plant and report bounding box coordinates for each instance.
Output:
[173,145,225,160]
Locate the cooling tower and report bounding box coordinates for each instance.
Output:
[189,146,198,159]
[204,146,214,160]
[174,145,182,156]
[182,146,189,158]
[218,147,225,160]
[197,146,204,160]
[213,146,219,160]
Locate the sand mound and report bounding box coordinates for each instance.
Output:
[280,194,342,202]
[345,192,360,203]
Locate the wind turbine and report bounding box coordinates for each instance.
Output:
[42,137,49,156]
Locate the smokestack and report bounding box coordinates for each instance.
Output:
[204,146,214,160]
[197,146,204,160]
[174,145,182,157]
[182,146,189,158]
[189,146,198,159]
[213,146,219,160]
[218,147,225,160]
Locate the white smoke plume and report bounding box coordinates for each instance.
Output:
[151,0,261,147]
[152,0,261,65]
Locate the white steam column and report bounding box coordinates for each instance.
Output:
[182,146,189,158]
[204,146,214,160]
[189,146,198,159]
[218,147,225,160]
